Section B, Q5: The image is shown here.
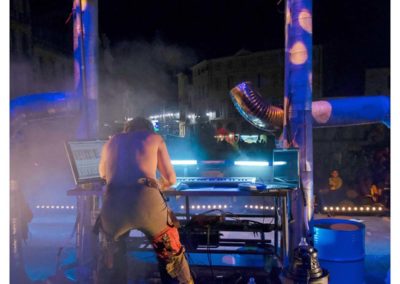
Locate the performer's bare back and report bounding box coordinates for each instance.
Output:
[99,131,176,189]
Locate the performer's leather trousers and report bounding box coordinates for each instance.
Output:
[152,226,193,284]
[95,180,193,284]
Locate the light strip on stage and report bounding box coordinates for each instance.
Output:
[201,160,225,165]
[234,161,269,167]
[273,161,287,166]
[171,160,198,165]
[36,205,75,210]
[188,204,228,210]
[245,204,275,210]
[323,206,384,213]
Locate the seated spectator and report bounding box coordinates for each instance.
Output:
[315,169,345,208]
[369,183,383,203]
[327,169,344,204]
[329,170,343,191]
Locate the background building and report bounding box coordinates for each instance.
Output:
[10,0,73,99]
[364,68,390,96]
[178,47,323,133]
[177,47,390,200]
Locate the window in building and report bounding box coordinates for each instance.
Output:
[10,32,15,52]
[24,0,30,17]
[49,59,56,78]
[14,0,22,20]
[215,78,220,90]
[22,34,29,56]
[259,74,268,88]
[227,76,234,89]
[249,57,257,67]
[10,0,15,16]
[39,56,44,71]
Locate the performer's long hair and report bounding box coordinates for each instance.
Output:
[123,116,155,133]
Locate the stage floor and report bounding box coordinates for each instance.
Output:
[19,211,390,283]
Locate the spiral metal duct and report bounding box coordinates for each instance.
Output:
[230,81,390,133]
[230,82,284,134]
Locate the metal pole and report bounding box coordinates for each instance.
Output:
[10,180,31,284]
[283,0,313,256]
[73,0,99,139]
[82,0,99,139]
[72,2,99,282]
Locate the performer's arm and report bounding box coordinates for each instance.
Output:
[99,141,108,180]
[157,138,176,190]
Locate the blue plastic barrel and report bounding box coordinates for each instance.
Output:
[313,218,365,261]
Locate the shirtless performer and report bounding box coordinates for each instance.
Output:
[96,117,193,284]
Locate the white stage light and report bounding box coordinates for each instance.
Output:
[171,160,197,165]
[234,161,269,167]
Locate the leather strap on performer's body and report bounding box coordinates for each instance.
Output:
[137,177,159,188]
[137,177,169,202]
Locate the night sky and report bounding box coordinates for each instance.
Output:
[99,0,285,59]
[31,0,390,64]
[98,0,390,64]
[29,0,390,100]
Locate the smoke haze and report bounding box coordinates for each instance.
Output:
[10,37,197,207]
[99,38,198,122]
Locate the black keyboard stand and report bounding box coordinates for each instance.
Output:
[162,188,292,263]
[67,182,104,283]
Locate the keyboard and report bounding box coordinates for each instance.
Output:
[175,177,257,187]
[171,177,296,191]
